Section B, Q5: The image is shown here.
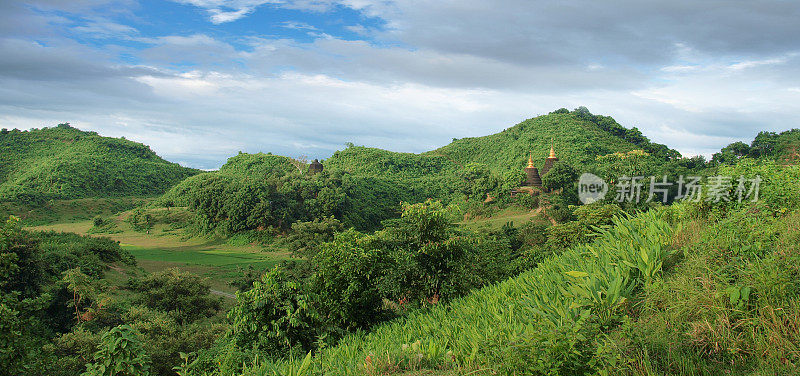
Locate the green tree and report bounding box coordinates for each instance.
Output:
[286,217,344,258]
[227,267,315,355]
[0,216,42,297]
[61,268,102,324]
[82,325,151,376]
[309,229,388,335]
[456,163,499,199]
[129,269,221,324]
[542,161,578,192]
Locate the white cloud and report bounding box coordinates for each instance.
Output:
[281,21,318,31]
[4,0,800,168]
[208,8,253,23]
[172,0,288,23]
[73,18,138,38]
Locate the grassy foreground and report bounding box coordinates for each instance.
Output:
[232,196,800,376]
[236,208,678,375]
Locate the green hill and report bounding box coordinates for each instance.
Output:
[0,123,199,202]
[429,109,679,174]
[713,128,800,165]
[156,108,687,232]
[238,158,800,375]
[324,108,679,180]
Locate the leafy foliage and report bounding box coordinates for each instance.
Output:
[0,124,198,202]
[156,109,684,232]
[82,325,151,376]
[128,268,222,324]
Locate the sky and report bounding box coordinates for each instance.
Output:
[1,1,799,169]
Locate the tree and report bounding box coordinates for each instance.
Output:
[286,217,344,258]
[377,200,512,303]
[127,209,154,233]
[288,155,309,174]
[750,131,779,157]
[309,229,388,334]
[82,325,151,376]
[61,268,102,324]
[572,106,592,119]
[129,269,221,324]
[712,141,752,165]
[227,267,315,355]
[542,161,578,192]
[0,216,42,297]
[456,163,499,199]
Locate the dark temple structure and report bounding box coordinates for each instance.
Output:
[308,159,323,175]
[524,154,542,187]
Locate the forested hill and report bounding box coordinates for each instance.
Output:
[325,107,680,180]
[0,123,199,202]
[430,107,679,170]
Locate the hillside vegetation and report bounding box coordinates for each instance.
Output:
[429,107,679,175]
[713,128,800,165]
[240,159,800,375]
[157,108,687,234]
[6,109,800,376]
[0,123,198,203]
[325,108,681,187]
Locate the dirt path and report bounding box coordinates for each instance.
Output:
[211,289,236,299]
[531,206,557,225]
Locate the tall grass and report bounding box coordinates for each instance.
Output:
[236,209,676,375]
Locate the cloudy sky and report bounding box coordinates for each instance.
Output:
[2,0,799,169]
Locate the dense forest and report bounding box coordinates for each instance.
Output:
[0,123,199,204]
[153,108,698,236]
[2,109,800,375]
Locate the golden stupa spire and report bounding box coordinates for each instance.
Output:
[527,153,535,168]
[548,140,556,159]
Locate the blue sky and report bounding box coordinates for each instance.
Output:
[2,0,800,169]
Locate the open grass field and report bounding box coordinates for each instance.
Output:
[1,196,155,226]
[125,245,287,293]
[458,206,548,231]
[29,209,293,294]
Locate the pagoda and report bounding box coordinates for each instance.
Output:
[523,153,542,187]
[541,145,559,175]
[308,159,323,175]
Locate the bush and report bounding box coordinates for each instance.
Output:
[573,203,622,227]
[227,267,316,356]
[129,269,222,324]
[286,217,344,258]
[82,325,151,376]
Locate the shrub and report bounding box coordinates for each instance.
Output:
[286,217,344,258]
[82,325,151,376]
[227,267,316,356]
[129,269,222,324]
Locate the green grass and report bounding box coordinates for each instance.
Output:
[29,210,293,294]
[1,196,154,226]
[125,245,288,293]
[124,246,284,267]
[458,206,548,231]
